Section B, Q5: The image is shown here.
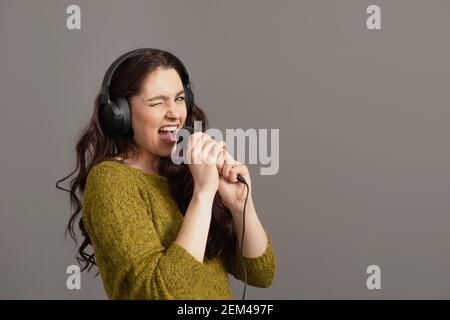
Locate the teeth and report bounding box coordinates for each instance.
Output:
[159,126,178,132]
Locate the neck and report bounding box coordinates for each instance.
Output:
[119,148,160,176]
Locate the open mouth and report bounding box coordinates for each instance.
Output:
[158,125,179,145]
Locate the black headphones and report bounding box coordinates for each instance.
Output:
[99,48,194,135]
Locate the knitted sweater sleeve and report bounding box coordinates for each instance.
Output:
[226,233,276,288]
[82,164,209,300]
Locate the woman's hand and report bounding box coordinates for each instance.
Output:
[217,150,253,213]
[185,132,226,198]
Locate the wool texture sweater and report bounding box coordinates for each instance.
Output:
[82,160,276,300]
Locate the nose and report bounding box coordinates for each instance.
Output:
[165,100,182,118]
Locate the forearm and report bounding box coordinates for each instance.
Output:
[175,189,214,263]
[230,199,268,258]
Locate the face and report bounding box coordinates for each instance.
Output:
[128,67,188,158]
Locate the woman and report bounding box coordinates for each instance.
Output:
[56,48,275,299]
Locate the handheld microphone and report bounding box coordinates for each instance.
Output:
[177,126,247,184]
[177,125,249,300]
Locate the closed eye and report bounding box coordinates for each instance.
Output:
[149,96,184,107]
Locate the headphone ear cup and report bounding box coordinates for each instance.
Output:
[114,97,131,135]
[99,101,118,134]
[99,97,131,135]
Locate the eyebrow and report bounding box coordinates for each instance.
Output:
[146,89,185,102]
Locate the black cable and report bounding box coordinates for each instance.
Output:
[237,175,249,300]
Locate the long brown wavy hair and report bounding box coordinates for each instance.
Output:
[56,48,237,274]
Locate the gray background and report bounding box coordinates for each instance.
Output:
[1,0,449,299]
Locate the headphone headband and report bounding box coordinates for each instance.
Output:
[100,48,192,104]
[100,48,151,105]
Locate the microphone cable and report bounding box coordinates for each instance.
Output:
[236,174,249,300]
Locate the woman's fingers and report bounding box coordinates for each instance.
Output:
[222,154,236,180]
[188,133,227,165]
[229,163,246,183]
[201,138,216,164]
[210,141,226,166]
[186,132,203,164]
[191,133,211,164]
[216,144,227,174]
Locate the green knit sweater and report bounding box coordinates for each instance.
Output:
[82,160,276,300]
